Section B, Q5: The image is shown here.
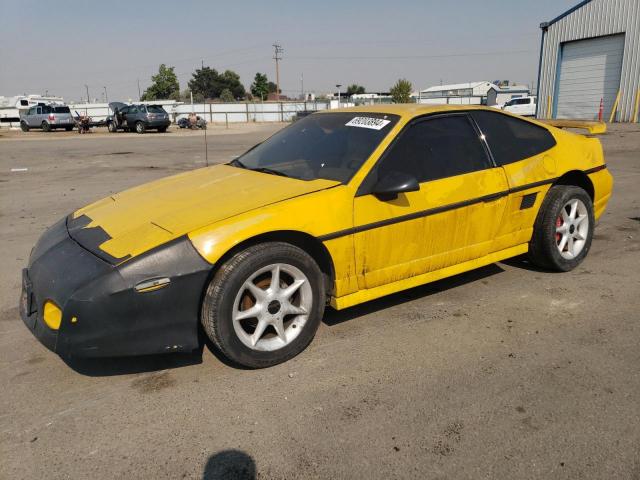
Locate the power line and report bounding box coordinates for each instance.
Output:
[287,49,536,60]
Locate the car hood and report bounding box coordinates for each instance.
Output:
[67,164,340,264]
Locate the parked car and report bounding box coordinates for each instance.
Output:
[501,96,537,116]
[20,104,75,132]
[106,102,171,134]
[20,105,612,368]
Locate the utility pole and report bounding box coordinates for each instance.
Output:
[137,79,141,101]
[103,86,108,104]
[273,43,283,100]
[336,84,342,107]
[85,84,90,103]
[300,73,304,100]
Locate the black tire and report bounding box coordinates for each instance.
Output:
[157,126,167,133]
[20,122,29,132]
[201,242,326,368]
[65,126,73,131]
[135,121,146,134]
[528,185,595,272]
[107,122,117,133]
[41,121,51,132]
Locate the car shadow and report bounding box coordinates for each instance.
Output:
[323,263,505,327]
[63,348,204,377]
[498,253,555,273]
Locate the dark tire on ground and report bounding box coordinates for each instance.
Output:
[107,122,117,133]
[20,122,29,132]
[135,121,145,134]
[528,185,595,272]
[201,242,326,368]
[41,121,51,132]
[157,126,167,133]
[65,126,73,131]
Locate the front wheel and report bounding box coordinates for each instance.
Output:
[201,242,326,368]
[157,126,167,133]
[528,185,595,271]
[107,122,117,133]
[20,121,29,132]
[135,121,145,134]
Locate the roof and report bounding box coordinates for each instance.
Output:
[421,82,490,93]
[540,0,593,29]
[319,103,500,120]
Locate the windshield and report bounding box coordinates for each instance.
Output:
[147,105,165,113]
[233,112,399,183]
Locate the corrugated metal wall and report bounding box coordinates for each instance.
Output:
[537,0,640,122]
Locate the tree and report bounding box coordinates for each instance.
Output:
[141,64,179,101]
[267,81,279,94]
[251,73,269,100]
[220,88,234,102]
[347,84,366,95]
[390,78,413,103]
[188,66,246,100]
[221,70,246,99]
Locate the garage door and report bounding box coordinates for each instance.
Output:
[555,34,624,120]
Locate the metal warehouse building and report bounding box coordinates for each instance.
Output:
[537,0,640,122]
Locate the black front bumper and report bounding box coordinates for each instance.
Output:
[20,218,211,358]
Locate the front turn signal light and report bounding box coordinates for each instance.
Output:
[43,301,62,330]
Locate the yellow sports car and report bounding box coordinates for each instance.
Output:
[20,105,613,368]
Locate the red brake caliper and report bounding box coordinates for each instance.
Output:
[555,215,563,244]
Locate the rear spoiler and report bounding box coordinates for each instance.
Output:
[540,119,607,135]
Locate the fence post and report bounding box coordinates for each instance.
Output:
[280,102,283,122]
[246,103,249,123]
[209,103,212,123]
[225,112,229,129]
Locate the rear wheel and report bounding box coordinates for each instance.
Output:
[107,121,117,133]
[201,242,325,368]
[41,121,51,132]
[157,126,167,133]
[529,185,594,271]
[20,121,29,132]
[65,126,73,131]
[135,121,145,134]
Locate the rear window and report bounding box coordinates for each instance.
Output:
[53,106,70,113]
[147,105,165,113]
[471,110,556,165]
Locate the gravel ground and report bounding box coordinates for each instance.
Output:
[1,122,639,480]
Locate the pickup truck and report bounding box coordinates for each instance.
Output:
[500,96,537,117]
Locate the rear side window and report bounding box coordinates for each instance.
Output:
[471,110,556,165]
[147,105,165,113]
[53,106,70,113]
[376,115,491,184]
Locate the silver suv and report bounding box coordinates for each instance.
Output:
[20,104,75,132]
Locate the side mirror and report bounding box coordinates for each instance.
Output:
[372,171,420,200]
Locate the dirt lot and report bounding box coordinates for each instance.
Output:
[1,123,639,479]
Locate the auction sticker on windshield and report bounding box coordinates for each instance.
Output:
[345,117,391,130]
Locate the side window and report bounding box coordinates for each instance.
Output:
[376,115,491,184]
[471,110,556,166]
[36,107,42,114]
[129,106,138,114]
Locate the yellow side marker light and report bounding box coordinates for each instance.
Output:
[43,301,62,330]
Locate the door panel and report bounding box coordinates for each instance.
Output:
[354,168,508,289]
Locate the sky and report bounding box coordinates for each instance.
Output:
[0,0,579,102]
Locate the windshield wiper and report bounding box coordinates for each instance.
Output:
[248,167,292,178]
